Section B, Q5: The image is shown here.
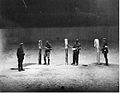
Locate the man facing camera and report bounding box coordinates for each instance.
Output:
[43,41,52,65]
[17,43,25,71]
[71,39,81,65]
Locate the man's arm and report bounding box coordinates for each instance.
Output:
[17,48,20,58]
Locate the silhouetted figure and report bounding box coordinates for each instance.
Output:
[101,38,109,65]
[44,41,52,65]
[17,43,25,71]
[71,39,81,65]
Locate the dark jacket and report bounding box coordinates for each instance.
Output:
[17,47,25,59]
[102,47,108,54]
[73,42,81,53]
[45,43,52,53]
[102,42,108,54]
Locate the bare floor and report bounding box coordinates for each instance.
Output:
[0,45,119,92]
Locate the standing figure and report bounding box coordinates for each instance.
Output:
[101,38,109,65]
[17,43,25,71]
[94,39,100,64]
[64,38,68,65]
[38,40,42,64]
[71,39,81,65]
[44,41,52,65]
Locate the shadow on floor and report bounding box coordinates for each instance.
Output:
[10,68,18,70]
[10,63,37,70]
[23,63,37,67]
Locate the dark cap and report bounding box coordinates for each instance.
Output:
[19,43,23,46]
[76,38,79,41]
[46,41,49,43]
[38,40,42,42]
[103,38,107,40]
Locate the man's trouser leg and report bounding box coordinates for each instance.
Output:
[104,53,108,65]
[47,52,50,65]
[97,51,100,64]
[44,53,47,64]
[76,53,79,65]
[18,59,21,71]
[20,58,24,70]
[72,52,75,64]
[44,57,46,64]
[65,49,68,65]
[48,58,50,65]
[39,49,42,64]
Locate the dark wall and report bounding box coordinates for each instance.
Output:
[2,26,118,44]
[0,0,118,27]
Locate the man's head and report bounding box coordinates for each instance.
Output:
[19,43,23,47]
[103,38,107,43]
[46,41,49,44]
[75,39,79,44]
[38,40,41,43]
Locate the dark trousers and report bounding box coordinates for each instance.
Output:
[104,53,108,65]
[39,49,42,64]
[65,49,68,64]
[73,52,79,65]
[18,58,24,71]
[44,52,50,65]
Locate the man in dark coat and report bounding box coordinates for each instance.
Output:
[71,39,81,65]
[44,41,52,65]
[17,43,25,71]
[101,38,109,65]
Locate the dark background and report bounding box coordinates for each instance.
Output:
[0,1,119,92]
[0,0,118,27]
[0,0,119,50]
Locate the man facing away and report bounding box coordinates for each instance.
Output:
[71,39,81,65]
[17,43,25,71]
[43,41,52,65]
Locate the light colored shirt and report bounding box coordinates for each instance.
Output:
[94,39,100,52]
[64,38,68,49]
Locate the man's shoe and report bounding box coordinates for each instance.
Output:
[71,63,75,65]
[21,69,25,71]
[43,63,47,65]
[76,64,78,66]
[48,63,50,65]
[106,64,109,66]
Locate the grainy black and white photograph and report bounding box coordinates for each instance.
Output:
[0,0,119,92]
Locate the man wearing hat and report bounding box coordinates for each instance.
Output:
[71,39,81,65]
[43,41,52,65]
[17,43,25,71]
[101,38,109,65]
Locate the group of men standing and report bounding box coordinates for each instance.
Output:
[17,38,109,72]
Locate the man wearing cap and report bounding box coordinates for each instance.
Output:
[101,38,109,65]
[17,43,25,71]
[43,41,52,65]
[71,39,81,65]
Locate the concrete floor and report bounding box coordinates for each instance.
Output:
[0,45,119,92]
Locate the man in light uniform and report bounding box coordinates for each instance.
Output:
[94,39,100,64]
[38,40,42,64]
[64,38,68,65]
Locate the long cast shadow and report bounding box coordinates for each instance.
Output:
[10,63,37,70]
[23,63,37,67]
